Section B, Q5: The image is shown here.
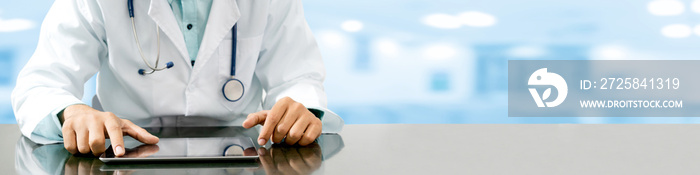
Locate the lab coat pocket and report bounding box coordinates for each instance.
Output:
[218,35,264,112]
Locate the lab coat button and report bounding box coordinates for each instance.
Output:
[187,24,193,30]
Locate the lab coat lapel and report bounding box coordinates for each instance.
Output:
[194,0,240,70]
[147,0,190,66]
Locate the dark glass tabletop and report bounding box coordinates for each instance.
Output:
[10,125,343,175]
[6,124,700,174]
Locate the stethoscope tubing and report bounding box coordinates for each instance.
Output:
[129,0,172,75]
[128,0,243,102]
[231,24,237,77]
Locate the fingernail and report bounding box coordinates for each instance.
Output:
[258,139,266,145]
[115,146,124,156]
[258,149,266,156]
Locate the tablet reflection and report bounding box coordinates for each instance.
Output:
[102,137,258,159]
[15,133,344,175]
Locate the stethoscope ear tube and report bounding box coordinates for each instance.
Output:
[129,0,173,76]
[129,0,243,102]
[127,0,134,18]
[138,61,174,75]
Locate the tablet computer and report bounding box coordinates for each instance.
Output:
[99,127,259,163]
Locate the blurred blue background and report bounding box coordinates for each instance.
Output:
[3,0,700,124]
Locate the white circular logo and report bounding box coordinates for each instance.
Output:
[528,68,568,107]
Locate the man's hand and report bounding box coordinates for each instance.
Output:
[60,104,159,157]
[242,97,322,146]
[256,143,323,175]
[64,155,106,175]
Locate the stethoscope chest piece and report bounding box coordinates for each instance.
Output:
[129,0,244,102]
[221,24,243,102]
[223,144,244,156]
[223,77,244,102]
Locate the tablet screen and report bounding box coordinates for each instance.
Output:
[100,136,258,162]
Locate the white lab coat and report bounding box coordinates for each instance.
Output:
[11,0,344,143]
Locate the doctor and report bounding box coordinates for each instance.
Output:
[11,0,343,157]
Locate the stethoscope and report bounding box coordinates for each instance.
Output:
[223,144,245,156]
[128,0,244,102]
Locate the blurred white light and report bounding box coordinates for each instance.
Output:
[692,0,700,13]
[507,45,547,58]
[661,24,692,38]
[592,45,627,60]
[457,11,497,27]
[317,31,348,48]
[423,44,458,60]
[693,24,700,36]
[341,20,364,32]
[0,18,34,32]
[647,0,685,16]
[422,14,461,29]
[375,39,400,57]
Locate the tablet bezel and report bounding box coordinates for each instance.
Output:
[99,126,260,163]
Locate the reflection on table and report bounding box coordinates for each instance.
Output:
[15,127,344,175]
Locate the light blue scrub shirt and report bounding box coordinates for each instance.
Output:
[168,0,214,62]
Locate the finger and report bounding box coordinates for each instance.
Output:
[284,117,310,145]
[299,143,322,160]
[272,113,298,144]
[274,104,305,144]
[115,170,136,175]
[104,117,125,156]
[259,98,292,145]
[286,148,309,174]
[243,147,257,156]
[88,125,106,156]
[63,128,78,154]
[89,158,104,175]
[303,153,323,171]
[123,144,160,158]
[78,158,90,175]
[297,120,322,146]
[122,120,159,144]
[257,148,277,174]
[272,147,294,173]
[133,145,161,158]
[300,144,323,170]
[243,111,268,128]
[76,129,91,154]
[64,156,79,175]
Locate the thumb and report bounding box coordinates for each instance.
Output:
[122,120,159,144]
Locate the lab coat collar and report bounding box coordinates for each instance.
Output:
[148,0,190,69]
[193,0,240,72]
